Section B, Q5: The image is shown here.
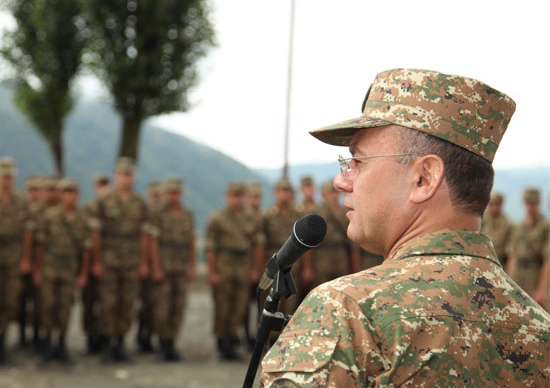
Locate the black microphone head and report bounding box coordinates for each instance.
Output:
[293,214,327,248]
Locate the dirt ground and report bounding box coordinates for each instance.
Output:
[0,265,261,388]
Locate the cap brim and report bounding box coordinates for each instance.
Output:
[309,116,391,146]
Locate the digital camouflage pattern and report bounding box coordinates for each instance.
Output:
[310,69,516,162]
[509,214,550,296]
[261,229,550,387]
[151,202,195,339]
[481,212,513,266]
[206,208,262,338]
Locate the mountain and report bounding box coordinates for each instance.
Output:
[0,82,270,233]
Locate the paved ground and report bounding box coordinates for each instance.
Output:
[0,266,261,388]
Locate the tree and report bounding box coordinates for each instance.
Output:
[1,0,88,176]
[83,0,215,160]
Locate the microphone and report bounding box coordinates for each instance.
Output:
[258,213,327,290]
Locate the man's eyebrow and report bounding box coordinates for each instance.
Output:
[348,141,358,156]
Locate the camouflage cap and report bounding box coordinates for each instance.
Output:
[25,176,41,190]
[0,156,17,177]
[489,192,504,204]
[115,157,135,174]
[148,180,163,194]
[42,176,58,190]
[275,178,294,192]
[226,182,245,195]
[321,179,336,192]
[164,178,183,193]
[246,182,263,196]
[310,68,516,163]
[300,175,314,186]
[94,173,110,185]
[58,178,79,191]
[523,187,540,203]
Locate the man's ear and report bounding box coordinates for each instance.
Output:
[409,155,445,204]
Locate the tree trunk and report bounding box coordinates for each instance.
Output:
[51,132,64,177]
[118,114,143,161]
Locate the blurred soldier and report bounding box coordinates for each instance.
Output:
[17,176,44,349]
[306,180,360,288]
[81,173,110,354]
[90,157,150,363]
[136,180,164,353]
[262,178,302,314]
[481,192,513,267]
[206,182,263,360]
[149,178,196,361]
[0,157,34,365]
[33,179,91,365]
[296,176,320,214]
[507,188,550,307]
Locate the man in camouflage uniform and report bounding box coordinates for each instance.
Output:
[206,182,263,360]
[90,157,150,362]
[507,188,550,308]
[81,173,110,354]
[149,178,196,361]
[0,157,34,365]
[296,176,320,215]
[261,69,550,387]
[136,180,164,353]
[262,178,303,314]
[481,192,513,268]
[33,179,91,364]
[306,180,359,288]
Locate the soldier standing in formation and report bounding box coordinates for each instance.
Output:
[0,158,33,365]
[307,180,360,288]
[90,157,151,362]
[507,188,550,309]
[81,174,110,354]
[149,178,196,361]
[136,180,163,353]
[206,182,263,360]
[33,179,91,365]
[481,192,513,267]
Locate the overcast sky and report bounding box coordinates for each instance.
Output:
[3,1,550,171]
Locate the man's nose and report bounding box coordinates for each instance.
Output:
[334,172,352,193]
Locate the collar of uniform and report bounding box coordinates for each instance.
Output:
[387,229,500,266]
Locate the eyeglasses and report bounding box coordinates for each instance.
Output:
[338,153,423,175]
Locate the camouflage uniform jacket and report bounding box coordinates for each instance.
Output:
[481,213,513,265]
[260,229,550,387]
[205,208,262,253]
[152,203,195,273]
[509,214,550,266]
[0,192,33,266]
[36,206,91,281]
[262,205,301,257]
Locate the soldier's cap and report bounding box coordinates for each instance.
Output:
[300,175,314,186]
[94,173,110,185]
[310,68,516,163]
[0,156,17,177]
[148,180,163,194]
[275,178,294,192]
[523,187,540,203]
[226,182,245,195]
[58,178,79,191]
[489,192,504,204]
[25,176,41,190]
[165,178,184,193]
[321,179,337,192]
[42,176,58,190]
[246,182,263,196]
[115,157,135,174]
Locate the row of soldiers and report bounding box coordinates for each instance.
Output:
[0,155,382,366]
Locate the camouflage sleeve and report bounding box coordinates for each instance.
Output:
[35,212,49,244]
[85,199,102,231]
[145,206,161,238]
[505,223,519,258]
[260,283,383,388]
[204,213,220,250]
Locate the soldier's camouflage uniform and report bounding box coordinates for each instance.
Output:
[206,207,262,340]
[91,189,149,338]
[151,202,195,341]
[481,211,513,267]
[36,205,91,334]
[509,214,550,296]
[261,230,550,387]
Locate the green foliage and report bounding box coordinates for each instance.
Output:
[1,0,88,174]
[83,0,215,119]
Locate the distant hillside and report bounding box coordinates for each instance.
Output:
[256,163,550,222]
[0,82,271,233]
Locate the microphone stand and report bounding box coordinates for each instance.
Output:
[242,264,297,388]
